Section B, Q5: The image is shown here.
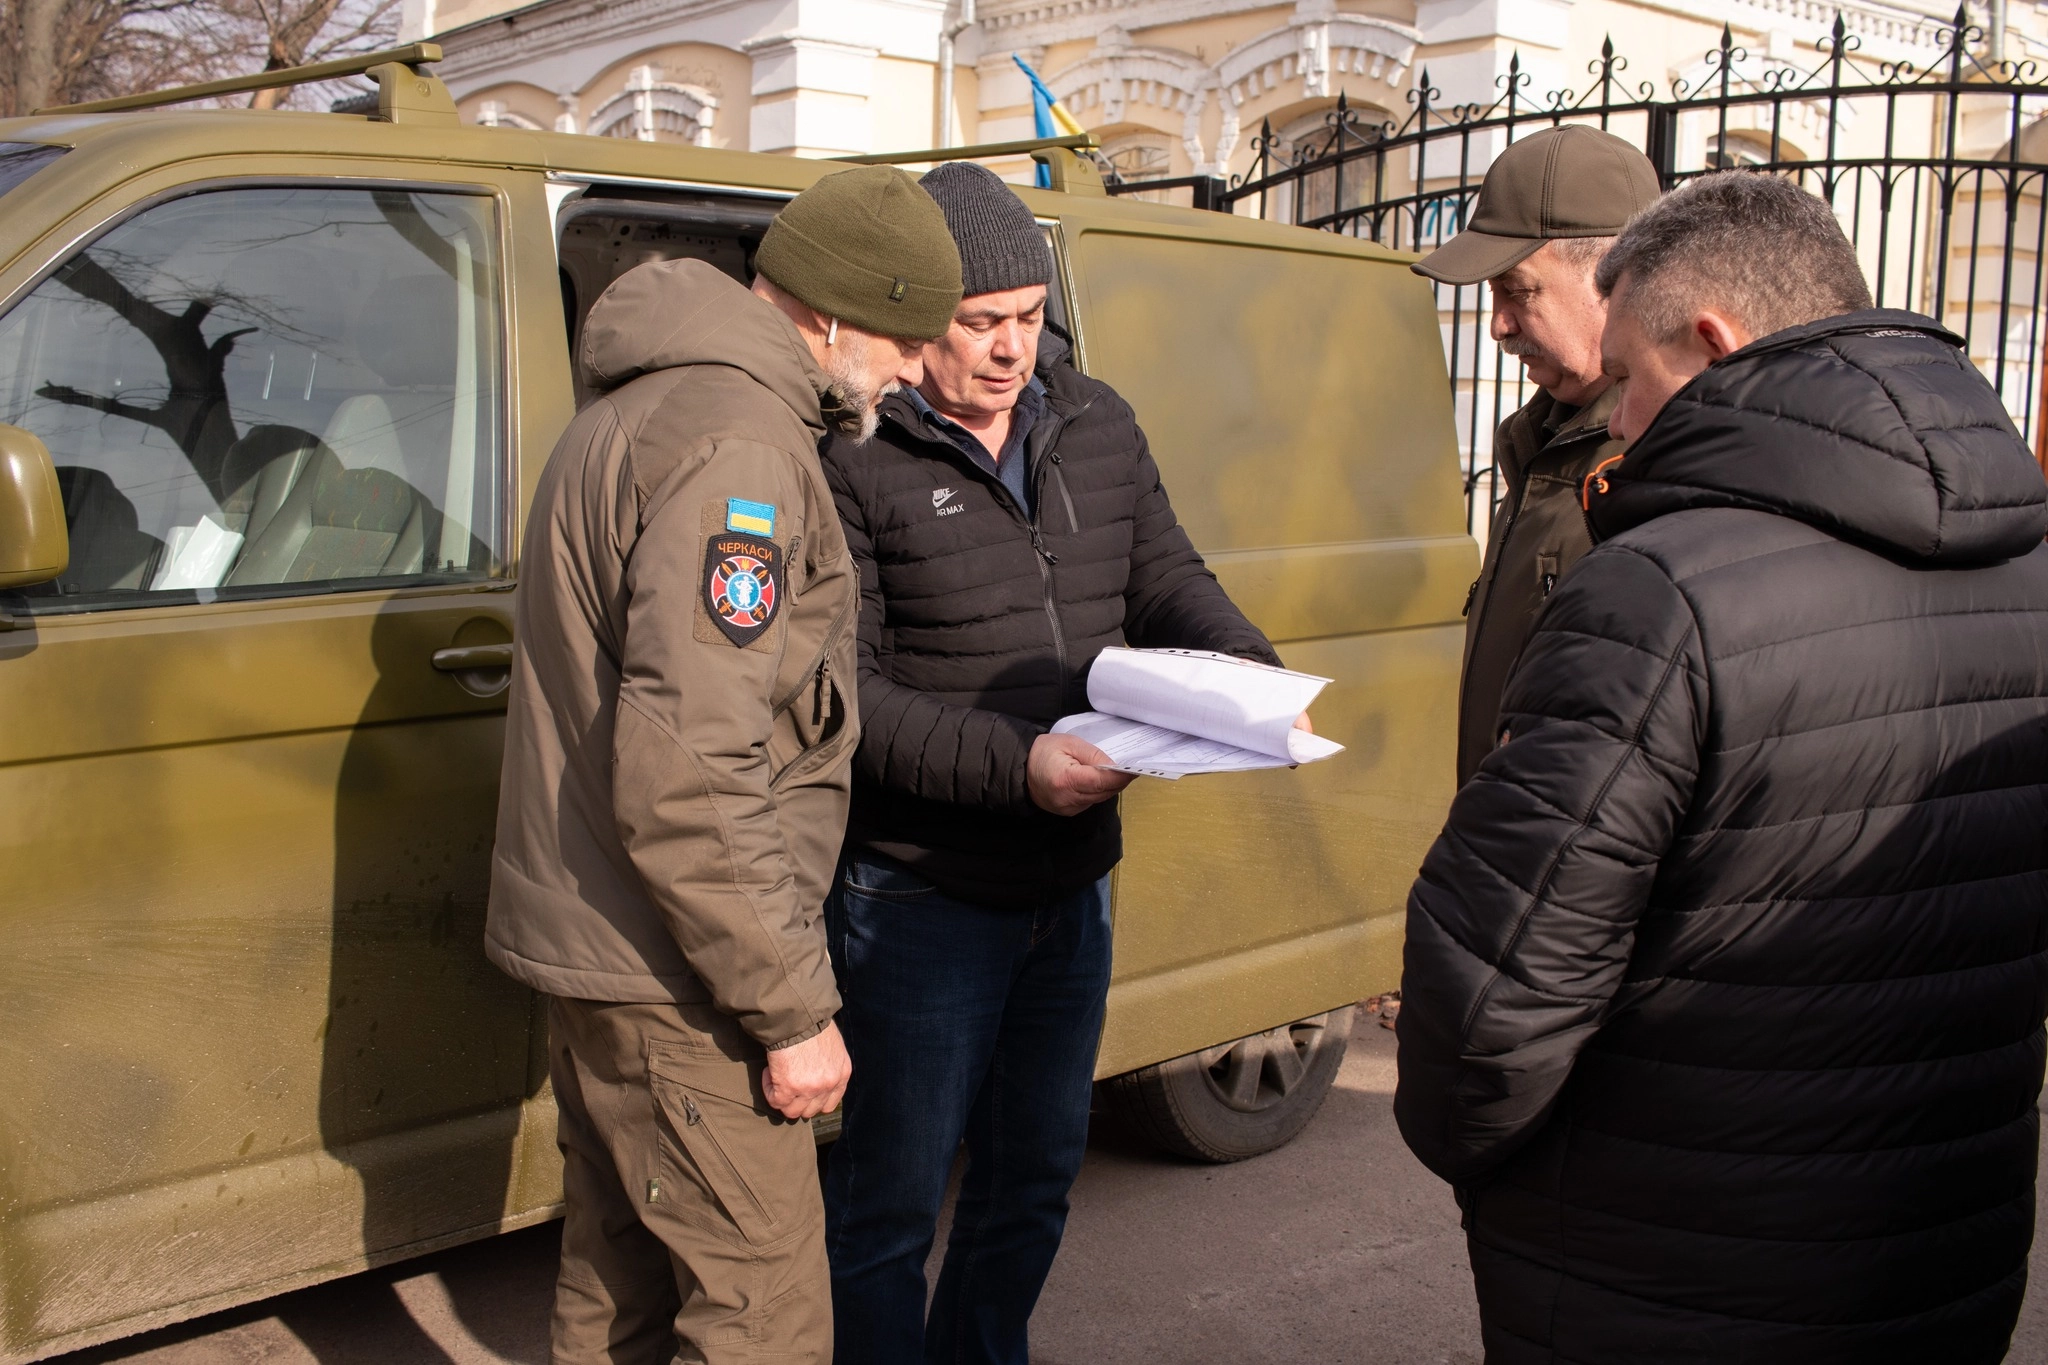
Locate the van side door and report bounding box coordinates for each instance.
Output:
[0,172,556,1355]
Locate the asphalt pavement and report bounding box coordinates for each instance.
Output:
[52,1016,2048,1364]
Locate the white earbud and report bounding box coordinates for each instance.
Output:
[827,317,839,345]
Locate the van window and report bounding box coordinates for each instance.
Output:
[0,185,504,612]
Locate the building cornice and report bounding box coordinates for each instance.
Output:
[982,0,1983,67]
[433,0,751,81]
[434,0,946,88]
[981,0,1305,49]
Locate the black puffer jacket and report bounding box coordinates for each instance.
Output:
[1396,310,2048,1363]
[820,338,1278,909]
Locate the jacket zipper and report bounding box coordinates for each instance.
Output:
[1051,456,1079,533]
[888,395,1086,714]
[769,551,860,790]
[1028,405,1080,713]
[1458,492,1521,729]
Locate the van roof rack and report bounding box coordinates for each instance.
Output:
[35,42,456,123]
[836,133,1106,195]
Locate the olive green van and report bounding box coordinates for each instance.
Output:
[0,46,1472,1362]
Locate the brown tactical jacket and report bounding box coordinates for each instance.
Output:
[487,259,857,1050]
[1456,385,1622,786]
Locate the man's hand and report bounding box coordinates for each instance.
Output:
[763,1021,851,1121]
[1293,712,1314,735]
[1028,732,1136,817]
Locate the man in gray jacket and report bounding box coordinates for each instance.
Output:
[1411,125,1659,784]
[488,166,961,1365]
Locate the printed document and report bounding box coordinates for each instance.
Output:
[150,516,244,592]
[1051,647,1345,780]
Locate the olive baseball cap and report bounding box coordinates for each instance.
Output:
[1411,125,1661,285]
[756,165,964,341]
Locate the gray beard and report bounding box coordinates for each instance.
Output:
[823,341,896,443]
[824,381,884,442]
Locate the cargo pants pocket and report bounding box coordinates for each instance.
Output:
[646,1038,800,1247]
[643,1037,831,1360]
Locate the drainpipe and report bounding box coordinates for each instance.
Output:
[937,0,977,148]
[1991,0,2007,64]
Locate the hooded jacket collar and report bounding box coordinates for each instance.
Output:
[579,259,828,436]
[1587,308,2048,566]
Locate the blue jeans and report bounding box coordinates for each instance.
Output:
[822,853,1114,1365]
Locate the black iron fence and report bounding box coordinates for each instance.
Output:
[1106,8,2048,533]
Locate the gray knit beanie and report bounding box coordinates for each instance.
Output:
[918,161,1054,298]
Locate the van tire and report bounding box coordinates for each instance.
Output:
[1100,1006,1353,1163]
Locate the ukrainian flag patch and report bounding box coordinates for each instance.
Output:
[726,498,776,536]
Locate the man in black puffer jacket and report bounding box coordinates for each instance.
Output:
[1396,171,2048,1363]
[818,163,1281,1365]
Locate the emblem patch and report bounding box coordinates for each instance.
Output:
[702,533,784,647]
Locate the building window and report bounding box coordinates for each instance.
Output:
[1102,133,1176,202]
[1263,104,1386,226]
[1709,130,1800,169]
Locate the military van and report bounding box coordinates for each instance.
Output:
[0,45,1472,1362]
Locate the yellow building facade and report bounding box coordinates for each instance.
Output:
[411,0,2048,180]
[409,0,2048,524]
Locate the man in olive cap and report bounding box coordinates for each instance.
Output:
[817,160,1286,1365]
[488,165,961,1365]
[1412,124,1660,786]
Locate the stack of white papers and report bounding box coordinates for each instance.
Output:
[150,516,244,592]
[1051,647,1344,780]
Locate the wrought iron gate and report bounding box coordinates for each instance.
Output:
[1107,8,2048,533]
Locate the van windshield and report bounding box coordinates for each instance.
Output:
[0,143,65,198]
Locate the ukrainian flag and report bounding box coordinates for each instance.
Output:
[1013,55,1085,188]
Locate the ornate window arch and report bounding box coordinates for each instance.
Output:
[587,65,718,145]
[1047,30,1219,172]
[475,100,544,131]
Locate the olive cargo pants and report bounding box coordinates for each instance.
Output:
[548,996,832,1365]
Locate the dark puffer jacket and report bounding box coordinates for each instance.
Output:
[1395,309,2048,1363]
[820,337,1279,909]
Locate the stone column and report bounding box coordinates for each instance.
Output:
[744,35,880,157]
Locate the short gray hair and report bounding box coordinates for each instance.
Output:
[1545,235,1614,273]
[1594,172,1871,342]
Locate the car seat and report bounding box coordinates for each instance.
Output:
[318,274,456,493]
[225,443,433,586]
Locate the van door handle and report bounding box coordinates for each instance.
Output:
[431,643,513,671]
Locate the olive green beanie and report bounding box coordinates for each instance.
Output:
[756,165,964,342]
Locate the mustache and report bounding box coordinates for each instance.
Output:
[1497,334,1545,359]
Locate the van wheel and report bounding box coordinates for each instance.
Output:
[1100,1007,1353,1163]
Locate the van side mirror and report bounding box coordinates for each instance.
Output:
[0,422,67,589]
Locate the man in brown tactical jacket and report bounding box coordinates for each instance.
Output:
[487,166,962,1364]
[1412,126,1660,784]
